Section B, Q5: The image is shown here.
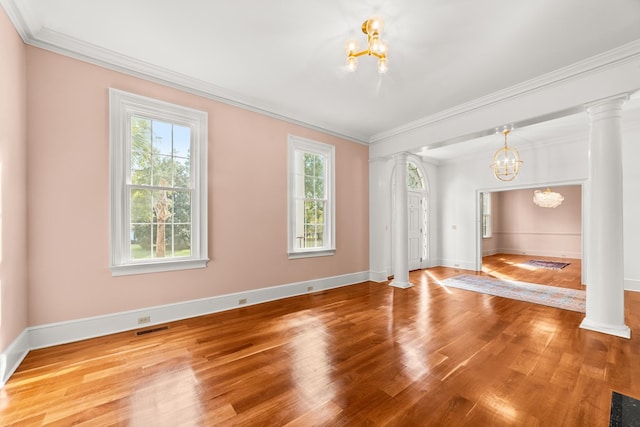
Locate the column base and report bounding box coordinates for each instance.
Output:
[389,280,413,289]
[580,317,631,339]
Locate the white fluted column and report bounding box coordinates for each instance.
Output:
[390,153,412,289]
[580,94,630,338]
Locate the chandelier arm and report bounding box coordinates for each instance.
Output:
[350,50,370,58]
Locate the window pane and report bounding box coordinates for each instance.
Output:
[131,189,152,223]
[304,175,314,198]
[153,154,173,187]
[131,116,151,152]
[314,177,324,199]
[173,191,191,223]
[131,223,153,259]
[131,117,152,185]
[174,157,190,188]
[407,162,423,190]
[174,224,191,256]
[173,125,190,158]
[152,120,173,155]
[131,153,151,185]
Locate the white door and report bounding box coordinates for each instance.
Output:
[408,191,423,270]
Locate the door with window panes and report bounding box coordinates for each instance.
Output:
[407,162,428,270]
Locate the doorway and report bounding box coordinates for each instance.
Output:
[478,184,584,286]
[407,161,428,270]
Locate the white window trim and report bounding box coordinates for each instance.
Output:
[109,89,208,276]
[482,192,492,239]
[287,135,335,259]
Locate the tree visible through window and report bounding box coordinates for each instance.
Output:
[288,135,335,258]
[110,89,208,276]
[298,152,325,248]
[407,162,424,190]
[130,116,192,259]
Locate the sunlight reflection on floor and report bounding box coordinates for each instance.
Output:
[425,270,452,294]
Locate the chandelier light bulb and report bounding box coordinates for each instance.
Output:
[345,39,359,55]
[377,57,389,74]
[370,35,385,54]
[346,56,358,72]
[366,17,384,35]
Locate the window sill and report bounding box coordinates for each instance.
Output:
[288,249,336,259]
[111,258,209,276]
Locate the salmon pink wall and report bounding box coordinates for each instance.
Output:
[494,185,582,258]
[0,8,28,351]
[26,47,369,326]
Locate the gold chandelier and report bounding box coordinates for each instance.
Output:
[345,17,389,74]
[490,128,522,181]
[533,188,564,208]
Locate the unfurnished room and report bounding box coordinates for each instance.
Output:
[1,1,640,425]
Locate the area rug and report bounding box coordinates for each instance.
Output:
[524,259,570,270]
[439,274,585,313]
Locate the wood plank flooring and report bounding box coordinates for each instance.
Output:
[2,254,639,426]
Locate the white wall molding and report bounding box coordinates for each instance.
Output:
[371,39,640,145]
[28,271,369,350]
[494,231,582,237]
[0,4,370,146]
[626,279,640,292]
[1,271,369,386]
[0,329,29,387]
[438,259,476,271]
[497,248,582,260]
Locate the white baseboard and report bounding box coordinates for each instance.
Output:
[482,248,500,257]
[438,259,477,271]
[2,271,369,387]
[0,329,29,387]
[498,248,582,259]
[369,270,388,283]
[625,278,640,292]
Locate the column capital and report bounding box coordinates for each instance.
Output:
[392,151,410,163]
[585,93,629,116]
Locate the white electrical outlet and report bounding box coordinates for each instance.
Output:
[138,316,151,324]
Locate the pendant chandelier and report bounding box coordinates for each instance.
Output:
[490,129,522,181]
[345,17,389,74]
[533,188,564,208]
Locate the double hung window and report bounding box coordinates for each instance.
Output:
[109,89,208,275]
[287,135,335,258]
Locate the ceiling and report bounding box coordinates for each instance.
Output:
[3,0,640,151]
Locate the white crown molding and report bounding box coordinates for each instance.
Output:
[33,27,371,145]
[370,39,640,144]
[3,0,639,147]
[1,0,371,146]
[0,0,40,40]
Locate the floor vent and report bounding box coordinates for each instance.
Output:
[135,326,169,336]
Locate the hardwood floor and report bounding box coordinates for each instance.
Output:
[2,255,639,426]
[480,253,583,289]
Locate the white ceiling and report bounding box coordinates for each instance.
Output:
[3,0,640,152]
